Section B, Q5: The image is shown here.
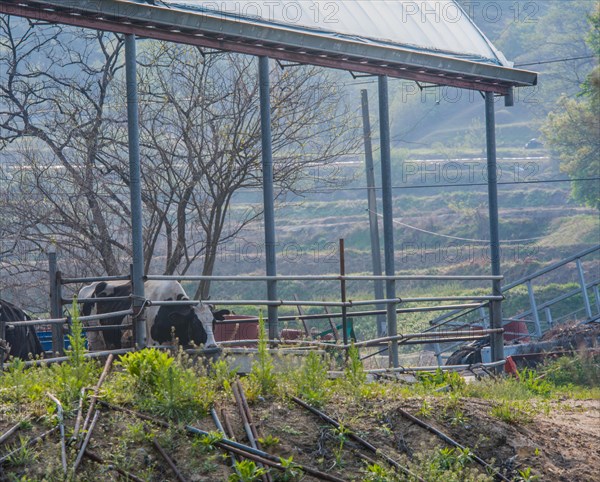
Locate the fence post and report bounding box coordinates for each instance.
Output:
[526,280,542,338]
[544,307,553,327]
[576,258,593,319]
[484,91,504,371]
[594,284,600,315]
[339,239,348,352]
[48,250,64,355]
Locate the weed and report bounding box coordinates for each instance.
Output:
[258,434,280,449]
[515,467,540,481]
[448,409,468,427]
[332,423,350,467]
[542,352,600,388]
[212,358,238,391]
[417,399,432,417]
[192,431,224,454]
[276,456,303,481]
[118,348,215,421]
[518,368,553,397]
[345,342,366,388]
[417,368,465,392]
[363,462,397,482]
[229,459,268,482]
[6,435,38,467]
[248,313,276,397]
[490,400,536,424]
[296,350,330,407]
[51,300,98,405]
[431,447,474,472]
[278,425,302,436]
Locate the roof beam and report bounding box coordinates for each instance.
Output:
[0,0,537,94]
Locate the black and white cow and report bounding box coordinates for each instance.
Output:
[0,299,44,360]
[78,280,229,350]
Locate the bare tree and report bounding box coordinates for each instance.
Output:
[112,42,359,297]
[0,18,127,279]
[1,19,359,303]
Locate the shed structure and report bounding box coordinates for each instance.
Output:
[0,0,538,367]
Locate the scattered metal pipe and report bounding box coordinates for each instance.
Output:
[73,410,100,473]
[395,406,510,482]
[291,397,423,482]
[211,409,239,474]
[71,387,88,445]
[80,354,114,445]
[0,418,28,445]
[232,382,271,482]
[46,392,67,475]
[83,450,145,482]
[151,434,187,482]
[99,401,346,482]
[0,427,59,464]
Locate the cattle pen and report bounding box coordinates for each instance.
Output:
[0,245,510,376]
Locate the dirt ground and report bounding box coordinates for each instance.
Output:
[1,393,598,481]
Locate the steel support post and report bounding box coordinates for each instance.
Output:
[378,76,399,368]
[361,90,386,337]
[526,280,542,338]
[48,250,64,355]
[544,307,553,327]
[576,258,593,319]
[125,34,146,348]
[258,56,278,339]
[485,92,504,368]
[479,306,489,329]
[594,284,600,315]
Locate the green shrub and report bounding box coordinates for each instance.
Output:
[541,353,600,388]
[51,300,98,404]
[295,350,330,407]
[248,313,276,397]
[417,368,465,392]
[117,348,215,421]
[229,459,267,482]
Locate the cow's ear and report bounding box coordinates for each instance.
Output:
[94,282,108,296]
[213,309,231,321]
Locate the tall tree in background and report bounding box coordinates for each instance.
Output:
[0,18,358,303]
[542,6,599,209]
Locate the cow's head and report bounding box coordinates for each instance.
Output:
[189,304,230,348]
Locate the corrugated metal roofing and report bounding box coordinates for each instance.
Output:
[165,0,509,65]
[0,0,536,92]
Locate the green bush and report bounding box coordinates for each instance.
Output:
[117,348,215,421]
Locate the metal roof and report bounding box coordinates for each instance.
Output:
[0,0,537,94]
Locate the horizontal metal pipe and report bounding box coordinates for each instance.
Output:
[61,275,130,284]
[6,318,67,327]
[502,245,599,291]
[214,303,483,325]
[402,296,503,302]
[68,296,132,304]
[329,359,507,375]
[146,274,503,282]
[12,348,133,368]
[78,310,133,322]
[152,298,402,307]
[84,324,133,332]
[215,329,502,349]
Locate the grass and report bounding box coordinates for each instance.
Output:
[0,320,596,481]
